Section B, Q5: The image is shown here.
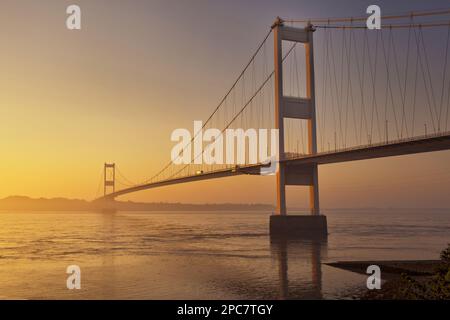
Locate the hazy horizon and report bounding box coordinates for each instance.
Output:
[2,194,450,210]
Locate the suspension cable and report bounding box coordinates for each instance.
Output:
[285,8,450,24]
[314,21,450,29]
[438,23,450,131]
[167,44,299,181]
[140,28,273,185]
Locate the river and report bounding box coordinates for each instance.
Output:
[0,209,448,299]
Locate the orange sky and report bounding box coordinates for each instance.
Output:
[1,0,450,208]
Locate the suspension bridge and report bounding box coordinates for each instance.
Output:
[95,9,450,238]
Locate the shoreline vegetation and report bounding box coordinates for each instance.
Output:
[329,244,450,299]
[0,195,274,212]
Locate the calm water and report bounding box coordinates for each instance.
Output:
[0,209,449,299]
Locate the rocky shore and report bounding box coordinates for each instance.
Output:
[327,257,449,299]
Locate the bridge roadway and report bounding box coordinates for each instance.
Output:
[99,132,450,200]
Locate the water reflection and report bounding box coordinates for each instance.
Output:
[96,212,329,299]
[100,212,117,298]
[0,210,446,299]
[271,239,327,299]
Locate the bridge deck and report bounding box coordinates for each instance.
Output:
[99,133,450,200]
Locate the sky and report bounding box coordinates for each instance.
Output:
[1,0,450,208]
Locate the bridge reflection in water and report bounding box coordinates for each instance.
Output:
[96,216,329,300]
[271,239,326,299]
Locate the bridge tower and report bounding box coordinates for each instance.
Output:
[270,18,327,239]
[103,163,116,197]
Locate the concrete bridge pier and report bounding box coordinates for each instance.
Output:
[270,214,328,240]
[270,18,327,239]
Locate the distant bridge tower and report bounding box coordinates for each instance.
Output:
[270,18,327,238]
[104,163,116,197]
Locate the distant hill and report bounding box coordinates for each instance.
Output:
[0,196,90,211]
[0,196,274,212]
